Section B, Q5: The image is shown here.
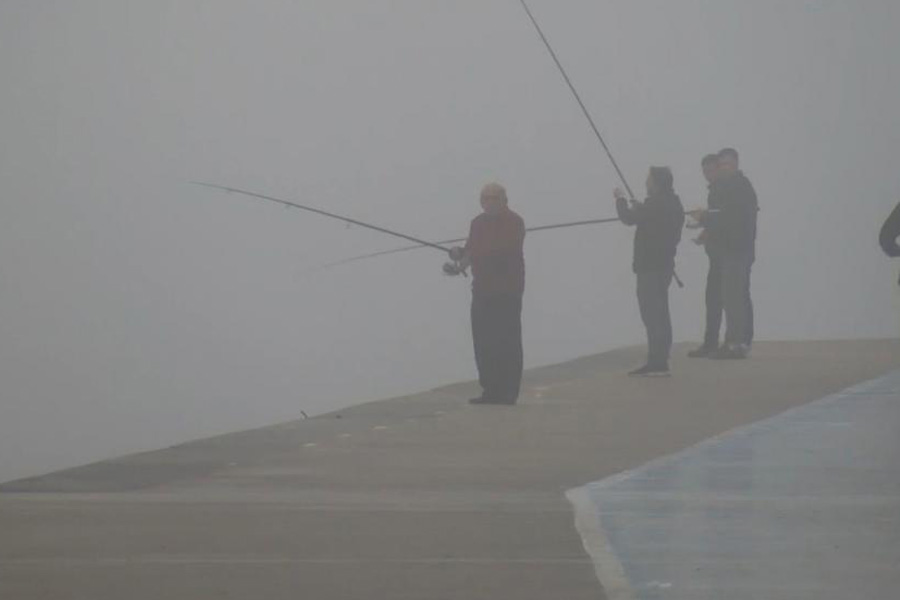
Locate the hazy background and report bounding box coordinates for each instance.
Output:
[1,0,898,483]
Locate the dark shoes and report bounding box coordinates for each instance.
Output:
[628,364,671,377]
[690,342,752,359]
[688,344,718,358]
[711,344,749,360]
[469,396,517,406]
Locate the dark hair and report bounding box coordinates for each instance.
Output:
[718,147,739,161]
[701,153,719,167]
[649,166,674,193]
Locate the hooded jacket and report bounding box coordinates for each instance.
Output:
[616,191,685,273]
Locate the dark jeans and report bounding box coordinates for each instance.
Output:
[722,253,754,347]
[703,255,724,348]
[636,270,673,368]
[471,293,524,402]
[705,254,754,348]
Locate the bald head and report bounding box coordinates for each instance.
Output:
[480,182,508,213]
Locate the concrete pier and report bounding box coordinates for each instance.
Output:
[1,340,897,599]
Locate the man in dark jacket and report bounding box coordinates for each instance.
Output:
[688,154,725,357]
[447,183,526,405]
[615,166,685,376]
[690,148,757,359]
[880,202,900,258]
[879,202,900,285]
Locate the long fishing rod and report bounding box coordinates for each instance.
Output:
[518,1,688,287]
[528,216,620,233]
[191,181,453,253]
[518,0,636,202]
[309,216,623,272]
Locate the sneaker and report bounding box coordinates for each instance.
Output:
[711,344,748,360]
[687,344,717,358]
[628,364,671,377]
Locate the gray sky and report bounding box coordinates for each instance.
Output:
[2,0,898,482]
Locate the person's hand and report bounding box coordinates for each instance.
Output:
[686,207,707,218]
[686,207,707,228]
[613,187,626,202]
[442,262,462,276]
[692,230,708,246]
[448,246,465,262]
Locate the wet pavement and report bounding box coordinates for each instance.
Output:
[573,370,900,600]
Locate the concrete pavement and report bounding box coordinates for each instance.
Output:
[1,339,897,599]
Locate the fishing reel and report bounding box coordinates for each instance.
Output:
[443,262,463,276]
[442,247,468,277]
[442,260,468,277]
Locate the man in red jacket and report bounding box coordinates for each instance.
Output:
[446,183,526,405]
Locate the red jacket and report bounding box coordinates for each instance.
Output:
[465,208,525,297]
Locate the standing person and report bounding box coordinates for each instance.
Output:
[688,154,725,357]
[691,148,757,359]
[688,154,723,358]
[879,202,900,286]
[446,183,526,405]
[880,202,900,258]
[615,167,685,376]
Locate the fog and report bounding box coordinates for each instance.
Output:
[1,0,898,483]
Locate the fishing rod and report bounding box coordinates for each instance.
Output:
[517,0,686,287]
[308,216,624,272]
[528,216,620,233]
[518,0,636,202]
[191,181,453,254]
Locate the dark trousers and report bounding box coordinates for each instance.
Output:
[705,254,754,347]
[746,275,754,346]
[722,253,754,346]
[703,255,724,348]
[471,293,523,402]
[636,270,673,368]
